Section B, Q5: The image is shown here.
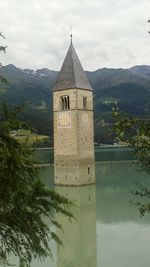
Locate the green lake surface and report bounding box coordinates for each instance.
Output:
[10,148,150,266]
[33,146,134,164]
[29,152,150,267]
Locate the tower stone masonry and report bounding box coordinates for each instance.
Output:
[53,41,95,186]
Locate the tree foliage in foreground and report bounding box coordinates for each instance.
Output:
[0,33,73,266]
[0,33,7,83]
[113,108,150,216]
[0,106,73,267]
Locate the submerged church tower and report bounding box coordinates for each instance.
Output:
[53,40,95,186]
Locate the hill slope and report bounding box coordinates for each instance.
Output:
[1,64,150,143]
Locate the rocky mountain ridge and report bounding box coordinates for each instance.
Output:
[1,64,150,143]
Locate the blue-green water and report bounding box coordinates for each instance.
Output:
[29,161,150,267]
[33,146,134,164]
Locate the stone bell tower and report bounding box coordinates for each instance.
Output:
[53,40,95,186]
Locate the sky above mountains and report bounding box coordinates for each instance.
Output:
[0,0,150,71]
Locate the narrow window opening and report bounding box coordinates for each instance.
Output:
[61,97,65,110]
[83,96,87,109]
[67,96,70,109]
[60,96,70,110]
[64,97,67,109]
[88,167,90,175]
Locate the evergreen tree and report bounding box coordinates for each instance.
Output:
[0,34,73,267]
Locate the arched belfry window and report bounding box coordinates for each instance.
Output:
[60,96,70,110]
[83,96,87,109]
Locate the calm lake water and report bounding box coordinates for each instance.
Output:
[29,156,150,267]
[33,146,134,164]
[9,148,150,266]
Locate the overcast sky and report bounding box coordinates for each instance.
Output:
[0,0,150,71]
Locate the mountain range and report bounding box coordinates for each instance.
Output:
[0,64,150,143]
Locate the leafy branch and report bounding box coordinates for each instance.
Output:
[113,107,150,216]
[113,108,150,173]
[130,183,150,216]
[0,33,7,83]
[0,104,74,266]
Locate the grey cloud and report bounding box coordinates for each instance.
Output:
[0,0,150,70]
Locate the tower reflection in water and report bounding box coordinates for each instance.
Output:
[56,185,97,267]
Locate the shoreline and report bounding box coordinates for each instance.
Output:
[34,144,128,150]
[34,160,136,167]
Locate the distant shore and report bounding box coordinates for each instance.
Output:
[34,144,128,150]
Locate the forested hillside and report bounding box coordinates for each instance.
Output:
[0,64,150,144]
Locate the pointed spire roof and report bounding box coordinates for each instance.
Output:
[53,42,92,91]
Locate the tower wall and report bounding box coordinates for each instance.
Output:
[53,88,95,186]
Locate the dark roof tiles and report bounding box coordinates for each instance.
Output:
[53,42,92,91]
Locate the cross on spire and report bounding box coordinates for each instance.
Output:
[70,26,73,43]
